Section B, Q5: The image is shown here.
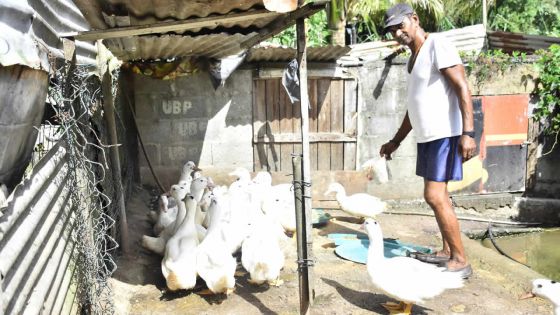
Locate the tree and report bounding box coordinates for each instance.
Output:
[488,0,560,36]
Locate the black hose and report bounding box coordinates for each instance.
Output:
[487,223,531,268]
[124,91,166,194]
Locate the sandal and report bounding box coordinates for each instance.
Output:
[408,251,450,264]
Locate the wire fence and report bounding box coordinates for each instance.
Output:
[46,58,118,314]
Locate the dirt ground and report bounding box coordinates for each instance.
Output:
[110,185,554,315]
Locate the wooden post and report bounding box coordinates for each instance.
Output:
[295,13,314,315]
[101,68,130,254]
[482,0,488,30]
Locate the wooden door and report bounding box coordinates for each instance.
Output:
[252,77,357,172]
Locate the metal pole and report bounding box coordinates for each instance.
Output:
[296,13,314,315]
[292,155,308,314]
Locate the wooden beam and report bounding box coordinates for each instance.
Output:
[254,132,356,143]
[240,1,328,49]
[256,67,353,79]
[67,10,280,41]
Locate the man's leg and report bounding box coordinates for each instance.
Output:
[424,179,468,270]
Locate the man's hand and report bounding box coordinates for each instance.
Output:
[459,135,476,161]
[379,141,400,160]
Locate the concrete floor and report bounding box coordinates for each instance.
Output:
[110,186,554,314]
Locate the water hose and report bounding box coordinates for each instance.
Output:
[486,223,530,267]
[384,210,542,226]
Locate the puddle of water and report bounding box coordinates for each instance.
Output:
[481,229,560,280]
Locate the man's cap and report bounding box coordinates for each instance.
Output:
[383,3,414,33]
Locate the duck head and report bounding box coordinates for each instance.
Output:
[324,182,344,196]
[520,279,560,308]
[170,184,188,202]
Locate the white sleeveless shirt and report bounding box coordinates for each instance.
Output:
[407,33,463,143]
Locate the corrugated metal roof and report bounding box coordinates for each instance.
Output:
[72,0,267,31]
[0,0,97,69]
[247,24,487,65]
[441,24,486,53]
[488,30,560,53]
[106,33,258,60]
[246,45,351,62]
[70,0,326,61]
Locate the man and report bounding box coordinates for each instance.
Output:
[379,3,476,279]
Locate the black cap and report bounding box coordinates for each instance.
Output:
[383,3,414,34]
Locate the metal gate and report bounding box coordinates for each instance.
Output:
[449,95,529,194]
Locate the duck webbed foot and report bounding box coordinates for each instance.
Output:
[267,278,284,287]
[381,301,413,315]
[197,288,215,295]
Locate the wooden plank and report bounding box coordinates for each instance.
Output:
[256,67,353,79]
[266,79,281,171]
[309,79,318,134]
[330,79,344,170]
[307,79,318,170]
[253,132,356,143]
[72,10,280,41]
[344,79,358,170]
[279,84,293,171]
[253,80,268,170]
[317,79,331,170]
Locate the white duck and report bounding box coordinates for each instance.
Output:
[191,176,209,223]
[196,196,236,295]
[220,179,252,254]
[324,182,386,220]
[241,209,286,286]
[162,193,200,291]
[253,172,296,232]
[179,160,201,183]
[152,194,178,236]
[364,218,463,314]
[142,184,188,255]
[520,279,560,315]
[229,166,252,183]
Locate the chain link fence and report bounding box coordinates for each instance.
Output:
[46,58,118,314]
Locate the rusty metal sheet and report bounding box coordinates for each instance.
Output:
[488,30,560,53]
[0,65,48,190]
[482,95,529,147]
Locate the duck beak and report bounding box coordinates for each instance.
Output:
[518,291,536,300]
[193,166,202,172]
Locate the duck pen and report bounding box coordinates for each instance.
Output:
[5,0,560,314]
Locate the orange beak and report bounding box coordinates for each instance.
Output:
[518,291,535,300]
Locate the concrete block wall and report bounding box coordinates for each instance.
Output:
[134,70,254,188]
[352,57,425,199]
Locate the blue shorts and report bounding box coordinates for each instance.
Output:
[416,136,463,182]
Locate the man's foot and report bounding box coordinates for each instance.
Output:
[441,261,473,279]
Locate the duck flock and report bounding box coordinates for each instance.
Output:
[143,161,294,294]
[141,161,560,314]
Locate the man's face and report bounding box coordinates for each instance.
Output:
[387,14,418,46]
